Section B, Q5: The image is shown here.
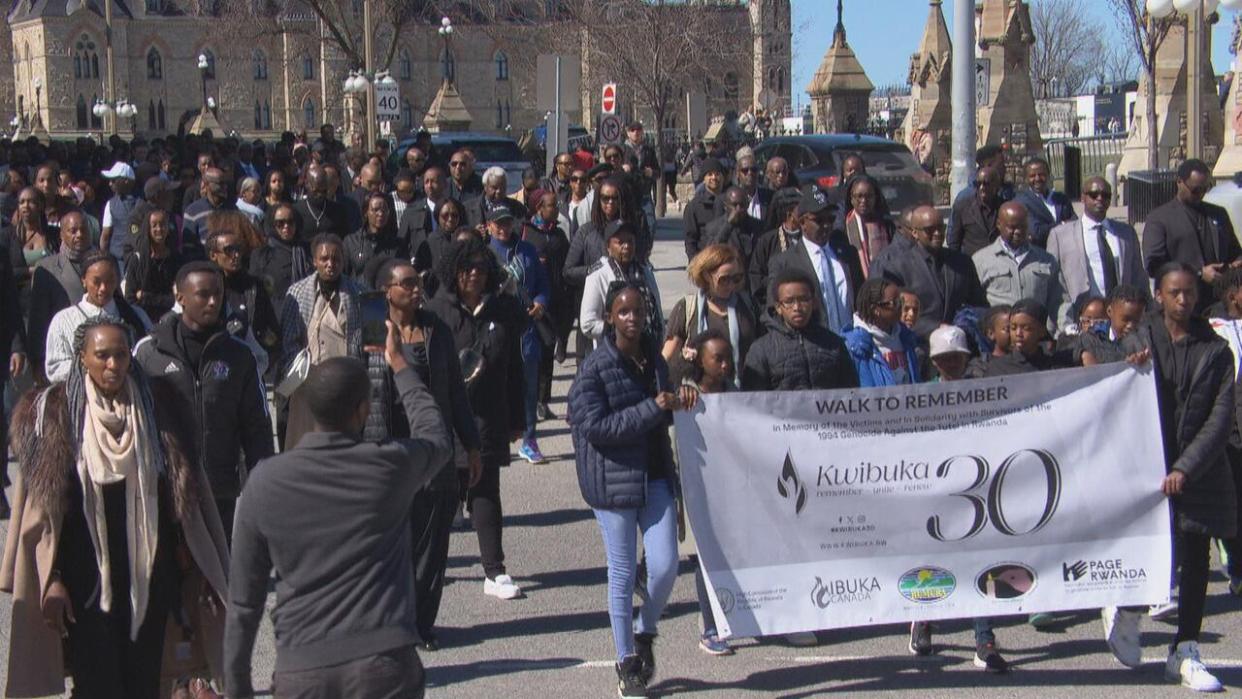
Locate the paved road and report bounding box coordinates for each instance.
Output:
[5,217,1242,697]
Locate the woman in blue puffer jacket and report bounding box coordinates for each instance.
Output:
[841,276,921,387]
[567,279,696,699]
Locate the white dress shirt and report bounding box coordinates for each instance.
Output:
[1080,213,1123,296]
[802,238,850,332]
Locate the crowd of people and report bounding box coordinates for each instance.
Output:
[0,120,1235,698]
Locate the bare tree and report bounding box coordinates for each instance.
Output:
[1104,0,1175,170]
[1028,0,1095,98]
[1100,43,1141,85]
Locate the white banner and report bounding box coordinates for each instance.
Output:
[674,365,1172,639]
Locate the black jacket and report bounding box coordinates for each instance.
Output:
[749,227,801,308]
[250,235,310,329]
[135,314,274,499]
[870,234,987,339]
[123,249,183,323]
[563,220,609,288]
[1125,315,1238,538]
[741,311,859,391]
[1013,188,1075,248]
[682,189,724,262]
[344,226,410,289]
[464,196,527,231]
[364,309,482,489]
[448,172,485,202]
[523,221,572,325]
[27,252,83,378]
[223,271,281,360]
[1142,198,1242,314]
[0,243,24,387]
[704,214,763,272]
[398,199,437,250]
[294,198,350,238]
[425,291,528,467]
[766,235,865,327]
[948,194,1001,256]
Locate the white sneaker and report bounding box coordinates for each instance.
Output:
[784,631,818,647]
[1165,641,1224,692]
[1101,606,1143,668]
[1150,601,1179,621]
[484,574,522,600]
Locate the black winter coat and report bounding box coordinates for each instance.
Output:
[364,309,482,489]
[741,311,859,392]
[134,315,274,499]
[568,335,676,510]
[563,221,608,288]
[682,189,723,262]
[343,226,410,289]
[425,291,528,467]
[1126,316,1238,538]
[869,233,987,340]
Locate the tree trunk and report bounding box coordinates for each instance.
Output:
[1145,63,1158,171]
[654,106,666,217]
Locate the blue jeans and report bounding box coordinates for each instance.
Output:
[522,351,540,441]
[593,478,679,662]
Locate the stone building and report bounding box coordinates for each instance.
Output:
[974,0,1042,156]
[806,0,872,134]
[902,0,952,171]
[1,0,791,141]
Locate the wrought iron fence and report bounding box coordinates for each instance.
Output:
[1044,134,1126,192]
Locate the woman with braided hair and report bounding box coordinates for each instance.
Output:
[0,315,230,698]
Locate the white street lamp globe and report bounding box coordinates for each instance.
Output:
[33,78,41,90]
[1173,0,1199,11]
[207,96,217,109]
[345,75,357,92]
[441,16,451,27]
[380,73,396,86]
[9,117,17,127]
[445,26,453,35]
[197,53,208,69]
[1147,0,1176,15]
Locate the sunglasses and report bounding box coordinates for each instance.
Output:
[217,244,244,257]
[274,218,295,226]
[570,176,584,182]
[738,166,759,174]
[600,195,620,203]
[1083,190,1111,200]
[715,273,745,285]
[390,277,421,291]
[450,161,468,167]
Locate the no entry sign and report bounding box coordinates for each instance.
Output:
[602,83,617,115]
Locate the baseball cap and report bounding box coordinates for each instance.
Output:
[101,162,135,180]
[798,186,832,216]
[603,219,636,241]
[929,325,971,358]
[487,205,516,223]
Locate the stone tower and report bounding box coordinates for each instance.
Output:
[902,0,953,171]
[1215,15,1242,177]
[975,0,1042,156]
[806,0,873,134]
[749,0,792,115]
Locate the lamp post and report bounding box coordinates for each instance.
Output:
[1146,0,1222,160]
[344,69,370,143]
[92,98,111,136]
[197,53,210,112]
[438,16,454,82]
[32,77,42,133]
[117,99,137,132]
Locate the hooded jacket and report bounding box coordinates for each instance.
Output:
[1,381,230,698]
[841,318,921,387]
[568,334,676,510]
[741,310,859,392]
[135,314,274,499]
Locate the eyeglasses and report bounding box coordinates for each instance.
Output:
[738,166,759,174]
[599,195,620,203]
[217,244,244,257]
[450,161,468,168]
[778,297,813,309]
[715,273,745,285]
[1083,190,1111,200]
[570,176,584,182]
[390,277,421,291]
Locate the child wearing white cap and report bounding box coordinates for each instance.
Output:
[100,161,138,267]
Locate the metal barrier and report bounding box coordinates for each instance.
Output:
[1124,169,1178,225]
[1044,134,1126,191]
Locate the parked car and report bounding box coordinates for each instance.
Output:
[753,135,934,214]
[391,132,529,194]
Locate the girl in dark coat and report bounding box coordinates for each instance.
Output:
[123,207,182,323]
[425,236,528,601]
[567,280,696,699]
[364,258,482,650]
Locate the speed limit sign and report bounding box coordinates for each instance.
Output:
[375,82,400,122]
[599,113,623,146]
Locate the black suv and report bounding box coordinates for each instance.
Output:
[753,135,933,213]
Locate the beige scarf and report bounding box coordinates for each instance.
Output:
[78,376,159,641]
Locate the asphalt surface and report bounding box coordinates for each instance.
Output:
[5,214,1242,698]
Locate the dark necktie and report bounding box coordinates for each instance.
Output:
[1095,224,1118,293]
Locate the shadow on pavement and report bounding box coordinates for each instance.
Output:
[427,657,586,687]
[506,507,595,529]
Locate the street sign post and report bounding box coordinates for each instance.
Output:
[599,113,623,146]
[602,83,617,115]
[375,82,400,122]
[976,58,991,107]
[537,54,580,176]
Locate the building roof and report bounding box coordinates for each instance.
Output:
[423,78,473,133]
[805,0,873,97]
[8,0,131,23]
[909,0,951,86]
[978,0,1033,49]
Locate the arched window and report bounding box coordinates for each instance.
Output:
[145,0,163,12]
[401,99,413,130]
[495,101,503,129]
[263,100,272,129]
[147,47,162,79]
[254,100,263,129]
[398,49,411,81]
[158,99,166,130]
[303,98,316,129]
[723,72,739,100]
[495,51,508,81]
[89,93,102,128]
[776,68,785,94]
[74,35,99,80]
[504,100,511,128]
[301,54,314,81]
[202,50,216,79]
[76,95,88,128]
[440,48,455,81]
[149,100,157,129]
[253,50,268,80]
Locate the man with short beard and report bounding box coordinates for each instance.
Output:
[135,261,272,541]
[183,167,235,253]
[447,148,484,201]
[704,186,763,272]
[295,165,350,238]
[27,210,93,383]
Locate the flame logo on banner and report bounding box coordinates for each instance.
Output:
[777,451,808,515]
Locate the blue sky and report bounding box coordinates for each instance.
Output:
[790,0,1238,111]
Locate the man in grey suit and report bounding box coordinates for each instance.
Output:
[1047,177,1148,328]
[27,210,93,383]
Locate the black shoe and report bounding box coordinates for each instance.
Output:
[419,634,439,652]
[537,403,557,421]
[616,655,648,698]
[634,632,657,685]
[555,345,567,364]
[909,622,934,656]
[974,641,1009,673]
[0,489,10,520]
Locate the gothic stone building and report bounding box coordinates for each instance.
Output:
[2,0,791,140]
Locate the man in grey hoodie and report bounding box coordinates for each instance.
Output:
[224,322,451,698]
